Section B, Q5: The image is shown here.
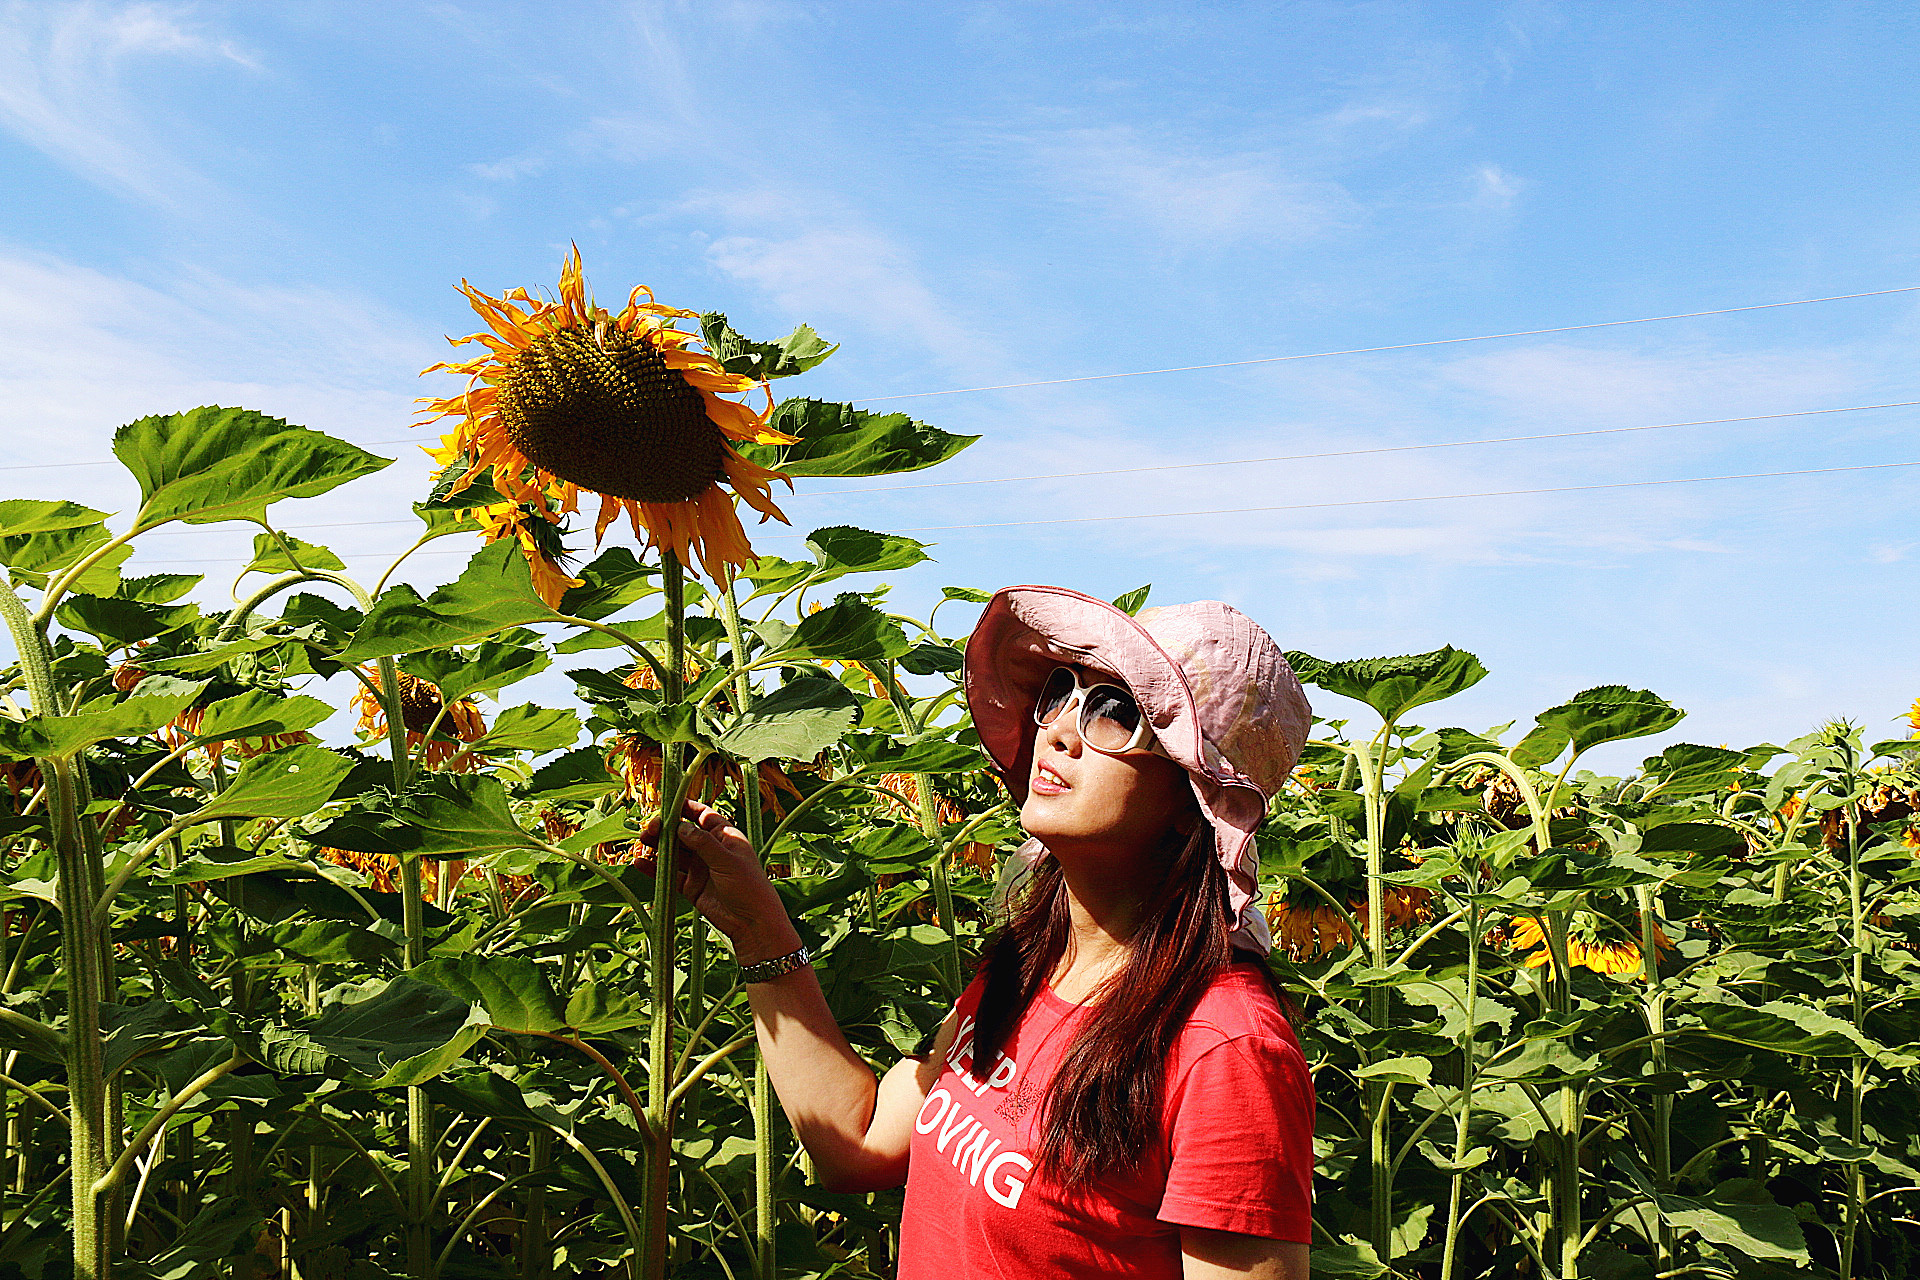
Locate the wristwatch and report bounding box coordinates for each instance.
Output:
[739,944,812,984]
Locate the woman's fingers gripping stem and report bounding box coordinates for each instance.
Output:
[642,798,801,964]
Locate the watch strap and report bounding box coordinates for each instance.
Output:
[739,944,812,984]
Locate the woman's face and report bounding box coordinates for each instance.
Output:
[1020,664,1194,858]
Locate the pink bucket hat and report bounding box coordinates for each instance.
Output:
[964,585,1312,954]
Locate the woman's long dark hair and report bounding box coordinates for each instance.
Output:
[969,816,1285,1184]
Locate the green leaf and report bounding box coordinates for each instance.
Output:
[0,522,130,592]
[780,594,911,665]
[1111,584,1151,615]
[310,774,537,860]
[1639,743,1749,798]
[1659,1179,1808,1263]
[1530,686,1684,759]
[409,956,566,1035]
[193,745,356,821]
[1638,821,1743,855]
[255,975,486,1087]
[1285,647,1489,724]
[804,526,931,579]
[747,398,978,478]
[114,407,390,531]
[1688,999,1889,1060]
[716,677,859,762]
[556,547,658,621]
[898,643,963,676]
[0,499,109,538]
[940,586,992,604]
[401,639,549,703]
[135,630,313,676]
[471,703,580,755]
[190,691,332,743]
[245,532,345,574]
[54,594,198,647]
[157,848,314,884]
[341,541,558,662]
[521,745,620,802]
[700,313,838,380]
[1353,1055,1432,1084]
[845,733,988,774]
[0,680,207,760]
[1309,1243,1386,1279]
[117,573,202,604]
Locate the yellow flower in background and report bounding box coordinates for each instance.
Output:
[419,246,796,580]
[1908,696,1920,738]
[1509,911,1674,978]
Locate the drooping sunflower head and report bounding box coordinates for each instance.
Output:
[352,668,488,771]
[1508,910,1673,979]
[420,247,797,580]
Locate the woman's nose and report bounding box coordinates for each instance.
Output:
[1037,701,1083,754]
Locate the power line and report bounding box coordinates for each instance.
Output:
[6,284,1918,473]
[122,396,1920,537]
[774,399,1920,497]
[833,459,1920,533]
[127,459,1920,566]
[853,285,1920,402]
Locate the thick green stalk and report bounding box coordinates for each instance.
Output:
[0,583,109,1279]
[1355,730,1393,1262]
[1841,797,1866,1280]
[522,1129,551,1280]
[715,578,778,1280]
[642,552,689,1280]
[879,663,963,995]
[1636,884,1675,1273]
[1439,897,1480,1280]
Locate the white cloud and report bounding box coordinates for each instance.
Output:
[1022,125,1361,247]
[0,1,255,206]
[1468,162,1522,210]
[466,155,547,182]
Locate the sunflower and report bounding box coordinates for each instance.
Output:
[320,847,466,901]
[1909,697,1920,738]
[112,660,310,763]
[1264,884,1432,961]
[872,773,996,871]
[419,247,797,581]
[603,729,803,816]
[1508,911,1674,978]
[351,668,488,771]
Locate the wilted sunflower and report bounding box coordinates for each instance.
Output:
[113,661,310,763]
[351,668,488,771]
[872,772,996,871]
[420,247,796,580]
[1509,911,1673,978]
[604,729,803,815]
[1264,884,1432,961]
[321,847,466,900]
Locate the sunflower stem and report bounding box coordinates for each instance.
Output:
[641,551,689,1280]
[716,576,780,1280]
[879,661,964,996]
[0,581,110,1280]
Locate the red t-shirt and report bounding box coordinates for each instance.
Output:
[896,963,1314,1279]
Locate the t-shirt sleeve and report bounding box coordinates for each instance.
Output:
[1157,1033,1316,1242]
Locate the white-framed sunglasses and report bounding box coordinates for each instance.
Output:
[1032,666,1165,756]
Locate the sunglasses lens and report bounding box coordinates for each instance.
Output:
[1081,685,1143,752]
[1035,668,1077,726]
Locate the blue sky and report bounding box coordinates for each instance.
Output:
[2,0,1917,766]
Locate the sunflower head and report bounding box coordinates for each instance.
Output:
[352,668,488,771]
[1508,910,1673,979]
[420,247,798,580]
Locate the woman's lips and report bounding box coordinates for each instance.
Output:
[1030,762,1071,795]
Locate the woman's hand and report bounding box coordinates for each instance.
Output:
[640,798,802,965]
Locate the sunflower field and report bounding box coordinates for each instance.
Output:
[0,257,1917,1280]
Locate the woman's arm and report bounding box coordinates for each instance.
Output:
[1180,1230,1309,1280]
[655,800,956,1191]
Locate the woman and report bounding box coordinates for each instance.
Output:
[656,585,1316,1278]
